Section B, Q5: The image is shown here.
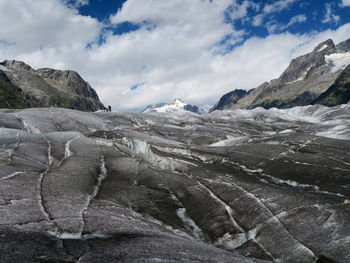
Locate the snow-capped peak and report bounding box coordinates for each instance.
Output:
[173,98,186,107]
[141,99,206,115]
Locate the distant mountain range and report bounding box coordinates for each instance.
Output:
[141,98,206,114]
[0,60,103,111]
[210,38,350,112]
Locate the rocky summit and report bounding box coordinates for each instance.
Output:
[0,60,103,111]
[1,105,349,263]
[211,38,350,112]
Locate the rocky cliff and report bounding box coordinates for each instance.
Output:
[0,60,103,111]
[211,38,350,111]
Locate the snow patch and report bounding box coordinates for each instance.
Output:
[325,52,350,73]
[286,66,312,84]
[0,65,10,72]
[316,44,328,52]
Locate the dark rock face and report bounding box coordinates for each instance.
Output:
[212,38,350,111]
[183,104,202,113]
[0,105,349,262]
[0,60,103,111]
[0,70,40,109]
[210,89,249,112]
[312,64,350,106]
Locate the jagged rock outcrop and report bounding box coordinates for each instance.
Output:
[0,60,103,111]
[0,105,349,262]
[210,89,250,112]
[212,38,350,111]
[0,69,39,109]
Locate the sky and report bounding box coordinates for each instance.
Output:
[0,0,349,111]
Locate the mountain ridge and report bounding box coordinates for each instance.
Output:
[211,38,350,112]
[0,60,103,111]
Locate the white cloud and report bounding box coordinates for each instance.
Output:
[267,14,307,33]
[285,14,307,27]
[253,0,299,30]
[341,0,350,7]
[263,0,298,14]
[322,3,340,24]
[227,0,260,21]
[252,14,264,26]
[0,0,349,111]
[63,0,89,8]
[0,0,100,53]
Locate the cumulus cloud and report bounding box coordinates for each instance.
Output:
[341,0,350,7]
[0,0,349,111]
[263,0,298,14]
[0,0,100,54]
[63,0,89,8]
[322,3,340,24]
[226,0,260,21]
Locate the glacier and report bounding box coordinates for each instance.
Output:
[0,105,349,263]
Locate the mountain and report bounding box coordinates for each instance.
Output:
[1,105,349,262]
[210,89,250,112]
[0,60,104,111]
[211,38,350,112]
[312,64,350,106]
[142,98,206,114]
[141,102,167,112]
[0,68,40,109]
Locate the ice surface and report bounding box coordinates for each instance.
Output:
[48,231,112,240]
[210,136,248,147]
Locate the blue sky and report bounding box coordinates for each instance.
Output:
[0,0,349,111]
[78,0,350,47]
